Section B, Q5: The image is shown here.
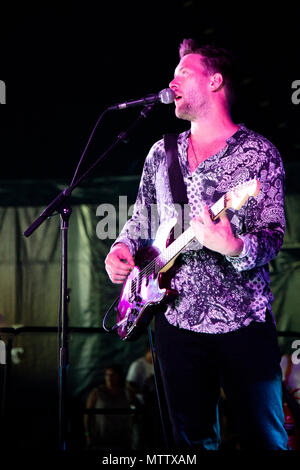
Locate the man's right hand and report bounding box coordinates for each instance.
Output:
[105,243,135,284]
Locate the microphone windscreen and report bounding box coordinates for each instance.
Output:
[159,88,175,104]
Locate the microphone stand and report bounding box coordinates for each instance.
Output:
[24,104,155,451]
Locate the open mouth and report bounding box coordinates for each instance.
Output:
[175,95,182,102]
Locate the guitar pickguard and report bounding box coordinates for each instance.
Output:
[117,246,167,341]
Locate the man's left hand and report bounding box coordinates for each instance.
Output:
[190,206,244,257]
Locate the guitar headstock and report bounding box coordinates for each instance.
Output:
[226,178,260,211]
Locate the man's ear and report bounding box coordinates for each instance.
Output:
[209,73,224,92]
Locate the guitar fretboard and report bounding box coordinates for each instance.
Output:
[154,195,225,273]
[154,226,195,273]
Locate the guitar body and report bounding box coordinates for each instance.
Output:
[117,218,178,341]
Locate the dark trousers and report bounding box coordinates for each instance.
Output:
[154,311,288,450]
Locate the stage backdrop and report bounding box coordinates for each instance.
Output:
[0,164,299,449]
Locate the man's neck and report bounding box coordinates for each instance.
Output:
[190,108,238,145]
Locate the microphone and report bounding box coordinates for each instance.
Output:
[107,88,175,111]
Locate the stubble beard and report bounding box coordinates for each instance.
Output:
[175,95,208,122]
[175,102,193,121]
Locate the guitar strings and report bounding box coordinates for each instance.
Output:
[130,234,188,295]
[130,205,214,293]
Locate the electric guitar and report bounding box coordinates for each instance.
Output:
[113,178,260,341]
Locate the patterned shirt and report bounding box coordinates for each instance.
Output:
[114,124,286,334]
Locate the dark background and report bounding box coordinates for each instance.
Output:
[0,1,299,184]
[0,1,300,454]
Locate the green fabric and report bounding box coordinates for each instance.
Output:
[0,170,299,404]
[0,177,149,402]
[270,191,300,354]
[269,162,300,352]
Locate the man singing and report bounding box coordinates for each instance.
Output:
[105,39,288,450]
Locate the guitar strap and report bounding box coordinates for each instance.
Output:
[163,133,189,206]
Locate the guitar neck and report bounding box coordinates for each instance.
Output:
[155,226,195,272]
[155,195,226,273]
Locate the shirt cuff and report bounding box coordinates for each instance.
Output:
[226,234,249,260]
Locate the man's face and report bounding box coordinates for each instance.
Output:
[169,53,211,121]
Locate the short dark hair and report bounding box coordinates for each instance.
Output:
[179,38,237,106]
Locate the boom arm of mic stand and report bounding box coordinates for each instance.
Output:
[23,103,155,238]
